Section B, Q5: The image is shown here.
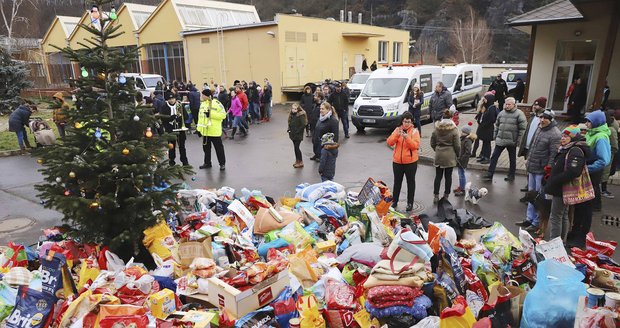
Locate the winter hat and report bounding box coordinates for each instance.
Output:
[585,110,606,128]
[201,89,212,97]
[484,92,495,104]
[164,91,175,100]
[461,122,473,134]
[562,125,581,138]
[321,133,336,146]
[542,109,555,120]
[533,97,547,108]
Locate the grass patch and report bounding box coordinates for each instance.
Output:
[0,101,62,152]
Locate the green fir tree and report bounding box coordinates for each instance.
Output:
[0,46,33,114]
[35,0,191,260]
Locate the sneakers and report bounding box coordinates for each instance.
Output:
[406,203,413,211]
[504,175,515,182]
[219,165,225,171]
[199,163,212,169]
[520,186,529,192]
[602,191,615,199]
[525,224,539,233]
[515,220,532,227]
[433,195,439,204]
[481,174,493,182]
[479,159,490,164]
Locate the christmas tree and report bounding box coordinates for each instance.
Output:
[35,0,192,260]
[0,46,33,114]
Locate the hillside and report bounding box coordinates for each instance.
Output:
[3,0,553,62]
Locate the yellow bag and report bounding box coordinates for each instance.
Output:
[353,308,381,328]
[279,197,301,208]
[296,295,326,328]
[77,257,100,290]
[289,253,319,288]
[143,221,178,260]
[439,295,476,328]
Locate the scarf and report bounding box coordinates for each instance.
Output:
[167,102,177,116]
[319,110,332,122]
[585,123,611,148]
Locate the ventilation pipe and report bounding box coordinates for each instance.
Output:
[348,11,352,23]
[358,13,362,24]
[340,10,344,22]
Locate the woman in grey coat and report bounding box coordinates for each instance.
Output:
[431,109,461,203]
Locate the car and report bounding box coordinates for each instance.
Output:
[441,63,483,109]
[352,65,442,132]
[120,73,166,98]
[347,72,371,103]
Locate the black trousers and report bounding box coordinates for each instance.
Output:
[191,107,199,125]
[480,140,492,159]
[203,136,226,166]
[393,162,417,205]
[590,169,603,210]
[169,131,188,165]
[572,200,593,242]
[434,167,454,195]
[292,140,302,161]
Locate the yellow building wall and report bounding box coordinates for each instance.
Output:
[42,18,69,53]
[528,2,613,111]
[107,6,138,48]
[275,15,410,87]
[184,25,280,98]
[138,0,182,45]
[68,13,91,49]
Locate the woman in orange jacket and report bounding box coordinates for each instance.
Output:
[387,111,421,211]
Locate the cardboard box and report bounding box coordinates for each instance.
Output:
[316,240,336,254]
[462,227,491,242]
[181,310,216,328]
[147,288,177,320]
[177,236,213,266]
[208,269,290,318]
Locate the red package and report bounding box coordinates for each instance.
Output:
[585,232,617,257]
[324,309,360,328]
[512,255,537,283]
[3,242,28,268]
[325,281,356,310]
[99,315,149,328]
[463,267,488,302]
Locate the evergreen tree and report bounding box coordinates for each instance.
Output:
[0,46,33,114]
[35,0,191,260]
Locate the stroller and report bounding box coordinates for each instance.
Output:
[29,118,56,147]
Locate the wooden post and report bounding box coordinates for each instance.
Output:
[592,1,619,109]
[523,25,536,103]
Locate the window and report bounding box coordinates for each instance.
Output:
[392,42,402,63]
[464,71,473,86]
[454,75,463,91]
[133,11,152,28]
[145,42,186,82]
[135,78,146,89]
[378,41,388,63]
[361,78,408,97]
[419,74,433,93]
[177,5,258,28]
[201,37,210,44]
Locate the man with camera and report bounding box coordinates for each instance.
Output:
[197,89,227,170]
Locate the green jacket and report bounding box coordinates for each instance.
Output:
[197,99,226,137]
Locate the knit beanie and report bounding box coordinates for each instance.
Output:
[562,125,581,138]
[461,122,473,134]
[533,97,547,108]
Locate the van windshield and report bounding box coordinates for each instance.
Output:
[441,74,457,89]
[361,78,408,97]
[143,77,163,88]
[350,74,370,84]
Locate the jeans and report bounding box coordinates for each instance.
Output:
[457,166,466,189]
[292,140,302,161]
[434,167,454,195]
[487,145,517,177]
[169,131,188,165]
[15,128,30,148]
[55,123,66,138]
[249,102,261,121]
[264,101,272,119]
[232,116,245,129]
[526,173,544,226]
[549,196,568,240]
[409,109,422,136]
[241,110,249,129]
[203,136,226,166]
[337,110,349,136]
[480,140,492,159]
[392,162,417,205]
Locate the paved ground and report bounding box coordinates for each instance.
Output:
[1,104,618,261]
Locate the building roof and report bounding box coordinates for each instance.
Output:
[181,21,277,35]
[507,0,584,26]
[121,3,157,30]
[138,0,260,33]
[57,16,81,37]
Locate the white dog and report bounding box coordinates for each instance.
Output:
[464,182,488,205]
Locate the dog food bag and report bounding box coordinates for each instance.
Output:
[5,286,56,328]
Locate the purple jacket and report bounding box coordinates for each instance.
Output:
[229,96,243,117]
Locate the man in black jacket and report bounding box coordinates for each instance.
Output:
[488,74,508,111]
[328,82,350,138]
[187,84,201,125]
[158,92,189,166]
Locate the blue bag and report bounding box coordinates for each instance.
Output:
[521,260,586,328]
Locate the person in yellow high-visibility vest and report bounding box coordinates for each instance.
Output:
[197,89,227,170]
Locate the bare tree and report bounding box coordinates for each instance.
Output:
[0,0,33,52]
[449,6,492,63]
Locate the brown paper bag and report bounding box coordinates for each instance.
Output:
[176,237,213,266]
[253,207,301,234]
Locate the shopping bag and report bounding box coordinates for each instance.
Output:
[439,295,476,328]
[506,281,526,326]
[562,151,595,205]
[142,221,178,260]
[253,207,301,235]
[536,237,575,268]
[77,257,100,290]
[296,294,326,328]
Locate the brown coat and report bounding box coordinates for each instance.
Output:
[431,119,461,168]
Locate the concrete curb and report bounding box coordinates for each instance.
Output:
[0,150,27,158]
[418,155,527,176]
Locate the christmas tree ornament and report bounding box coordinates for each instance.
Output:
[150,155,158,162]
[55,177,62,183]
[122,148,130,155]
[64,190,71,196]
[39,200,45,205]
[69,171,76,178]
[133,114,140,121]
[81,67,88,78]
[89,202,99,209]
[98,72,106,80]
[109,6,117,20]
[191,176,196,181]
[36,158,44,164]
[119,75,127,84]
[168,143,174,149]
[74,122,83,129]
[94,128,102,139]
[145,127,153,138]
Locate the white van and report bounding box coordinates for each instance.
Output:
[352,65,442,131]
[441,64,483,108]
[501,70,528,91]
[120,73,166,98]
[347,72,371,103]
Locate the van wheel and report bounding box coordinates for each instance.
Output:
[472,95,480,108]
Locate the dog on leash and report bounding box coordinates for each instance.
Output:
[464,182,488,205]
[522,190,551,238]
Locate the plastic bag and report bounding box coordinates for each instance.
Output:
[439,295,476,328]
[412,316,440,328]
[295,181,346,202]
[234,306,279,328]
[325,280,356,310]
[521,260,587,327]
[438,237,466,295]
[296,294,326,328]
[2,242,28,268]
[149,253,176,278]
[6,286,57,328]
[315,199,346,220]
[0,282,17,321]
[142,221,178,260]
[77,257,100,290]
[585,232,617,257]
[281,222,315,250]
[271,287,297,328]
[536,237,575,268]
[481,222,521,262]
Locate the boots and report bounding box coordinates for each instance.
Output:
[293,160,304,168]
[231,127,236,140]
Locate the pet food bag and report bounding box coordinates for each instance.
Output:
[142,221,178,260]
[5,286,56,328]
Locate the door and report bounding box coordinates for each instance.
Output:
[550,61,593,112]
[355,54,364,73]
[284,46,297,86]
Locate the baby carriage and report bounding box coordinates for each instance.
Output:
[29,118,56,147]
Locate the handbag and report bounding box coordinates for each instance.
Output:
[562,148,595,205]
